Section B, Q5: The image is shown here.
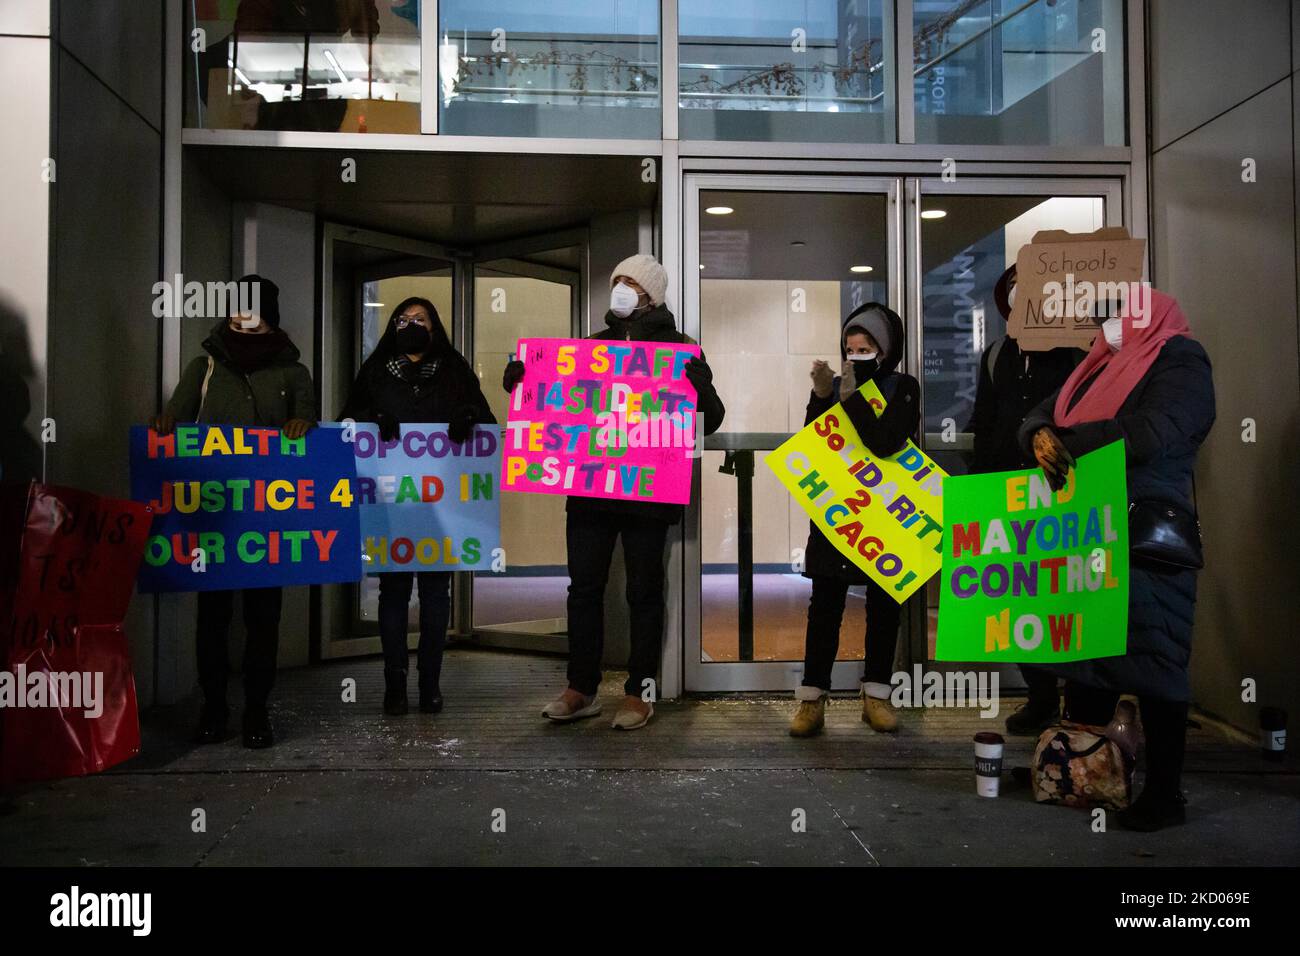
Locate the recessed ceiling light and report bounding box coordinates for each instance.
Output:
[850,265,873,273]
[921,209,947,220]
[705,206,734,215]
[790,240,806,247]
[699,264,705,270]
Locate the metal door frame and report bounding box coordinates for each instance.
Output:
[682,172,904,692]
[455,227,589,652]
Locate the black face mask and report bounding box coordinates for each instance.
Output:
[395,324,432,354]
[221,325,284,372]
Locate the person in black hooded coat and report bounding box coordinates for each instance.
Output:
[790,302,919,738]
[341,296,495,716]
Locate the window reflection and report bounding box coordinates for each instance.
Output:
[679,0,891,142]
[186,0,421,132]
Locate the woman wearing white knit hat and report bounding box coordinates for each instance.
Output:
[503,254,726,730]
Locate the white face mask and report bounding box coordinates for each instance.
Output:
[610,282,641,318]
[1101,316,1123,351]
[849,351,878,362]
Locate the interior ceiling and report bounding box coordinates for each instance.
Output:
[191,146,1056,277]
[699,190,1050,281]
[188,146,656,247]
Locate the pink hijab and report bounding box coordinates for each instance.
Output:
[1053,286,1193,428]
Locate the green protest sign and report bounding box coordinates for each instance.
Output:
[936,440,1129,663]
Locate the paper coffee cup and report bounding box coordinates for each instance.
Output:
[974,732,1004,798]
[1260,707,1287,763]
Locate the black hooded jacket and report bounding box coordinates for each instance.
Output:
[802,303,921,583]
[341,314,495,429]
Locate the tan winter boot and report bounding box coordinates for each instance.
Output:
[861,686,898,733]
[790,687,828,737]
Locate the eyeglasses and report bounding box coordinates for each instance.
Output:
[395,315,430,329]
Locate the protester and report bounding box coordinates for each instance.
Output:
[341,297,494,716]
[966,265,1085,735]
[503,255,725,730]
[150,275,315,749]
[1018,287,1215,831]
[790,303,917,737]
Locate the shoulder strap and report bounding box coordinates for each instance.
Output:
[985,336,1006,388]
[197,356,215,419]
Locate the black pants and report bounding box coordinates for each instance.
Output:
[566,510,671,698]
[1063,681,1188,799]
[377,571,451,692]
[196,587,283,712]
[801,575,901,693]
[1020,664,1060,710]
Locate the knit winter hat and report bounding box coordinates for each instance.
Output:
[236,273,281,328]
[610,254,668,307]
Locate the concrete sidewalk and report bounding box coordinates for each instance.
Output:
[2,649,1296,866]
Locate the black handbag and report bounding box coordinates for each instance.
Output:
[1128,498,1203,570]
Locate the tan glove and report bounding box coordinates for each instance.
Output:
[810,360,834,398]
[1032,426,1076,492]
[838,360,857,403]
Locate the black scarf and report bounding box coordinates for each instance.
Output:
[221,326,288,373]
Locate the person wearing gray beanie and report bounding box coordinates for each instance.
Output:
[501,253,725,731]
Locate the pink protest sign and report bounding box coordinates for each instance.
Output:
[502,337,701,505]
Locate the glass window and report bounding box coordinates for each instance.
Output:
[438,1,661,138]
[185,0,422,133]
[912,0,1126,145]
[697,189,890,665]
[679,0,892,142]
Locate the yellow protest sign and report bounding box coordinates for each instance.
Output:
[765,381,947,603]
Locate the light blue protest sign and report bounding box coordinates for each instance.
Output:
[352,423,501,573]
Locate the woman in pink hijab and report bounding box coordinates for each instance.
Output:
[1017,285,1215,832]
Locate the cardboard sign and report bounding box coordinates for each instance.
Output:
[1008,227,1146,351]
[502,337,701,505]
[2,483,152,652]
[765,381,946,603]
[129,424,361,591]
[353,423,501,572]
[935,440,1129,663]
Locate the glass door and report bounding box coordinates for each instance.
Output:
[683,174,902,692]
[462,233,586,653]
[903,176,1124,683]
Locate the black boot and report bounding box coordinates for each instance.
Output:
[419,678,443,715]
[1006,666,1060,735]
[242,705,274,749]
[1117,789,1187,831]
[384,667,409,716]
[194,699,229,744]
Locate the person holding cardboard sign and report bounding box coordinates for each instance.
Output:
[342,297,495,717]
[1017,286,1215,832]
[967,264,1086,736]
[149,275,316,750]
[502,255,725,730]
[790,302,918,738]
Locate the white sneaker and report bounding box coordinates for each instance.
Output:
[542,688,602,722]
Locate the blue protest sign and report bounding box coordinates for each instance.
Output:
[129,424,361,592]
[353,423,501,573]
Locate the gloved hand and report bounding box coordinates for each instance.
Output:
[502,360,526,394]
[1032,426,1075,492]
[375,412,401,443]
[810,360,834,398]
[447,405,477,444]
[838,360,858,403]
[283,418,314,440]
[683,355,713,391]
[150,412,176,436]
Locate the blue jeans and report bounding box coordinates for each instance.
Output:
[377,571,451,692]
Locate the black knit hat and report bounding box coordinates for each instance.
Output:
[237,274,281,328]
